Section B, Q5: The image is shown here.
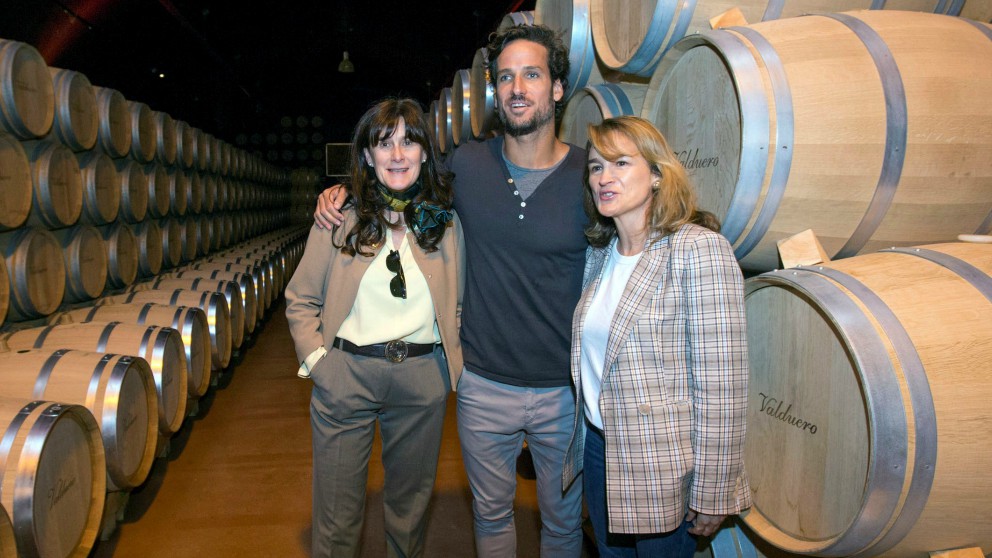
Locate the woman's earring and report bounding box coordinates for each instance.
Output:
[652,180,660,191]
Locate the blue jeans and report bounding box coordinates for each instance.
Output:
[456,368,584,558]
[584,425,697,558]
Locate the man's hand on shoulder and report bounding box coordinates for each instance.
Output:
[314,184,348,229]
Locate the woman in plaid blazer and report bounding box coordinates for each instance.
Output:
[562,116,751,557]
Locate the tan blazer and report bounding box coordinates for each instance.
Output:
[562,224,751,534]
[285,209,465,388]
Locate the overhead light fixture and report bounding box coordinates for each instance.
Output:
[338,51,354,73]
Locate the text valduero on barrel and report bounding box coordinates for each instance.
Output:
[758,392,818,434]
[675,148,719,170]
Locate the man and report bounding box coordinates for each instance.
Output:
[314,25,587,557]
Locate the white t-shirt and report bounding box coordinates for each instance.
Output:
[580,239,642,429]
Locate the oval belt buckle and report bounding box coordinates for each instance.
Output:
[385,340,408,363]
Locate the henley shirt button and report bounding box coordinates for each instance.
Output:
[513,190,519,196]
[637,404,652,415]
[507,178,514,184]
[518,214,524,220]
[520,202,526,207]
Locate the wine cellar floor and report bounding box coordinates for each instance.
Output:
[88,298,567,558]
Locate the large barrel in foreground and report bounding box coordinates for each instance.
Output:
[0,397,105,558]
[742,242,992,557]
[642,11,992,271]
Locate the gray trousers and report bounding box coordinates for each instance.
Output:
[309,347,450,558]
[456,368,584,558]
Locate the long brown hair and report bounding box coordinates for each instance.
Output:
[336,98,454,256]
[583,116,719,248]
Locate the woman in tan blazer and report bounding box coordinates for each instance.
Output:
[285,98,464,558]
[562,116,750,557]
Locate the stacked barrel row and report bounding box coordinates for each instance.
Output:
[0,37,294,330]
[0,224,309,558]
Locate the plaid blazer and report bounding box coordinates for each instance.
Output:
[562,224,751,534]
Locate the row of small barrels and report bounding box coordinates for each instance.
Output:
[0,38,283,183]
[0,133,291,232]
[0,226,308,558]
[0,209,292,324]
[433,8,992,274]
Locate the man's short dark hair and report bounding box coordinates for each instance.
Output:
[486,24,570,114]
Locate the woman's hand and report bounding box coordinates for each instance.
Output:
[314,185,348,228]
[685,510,726,537]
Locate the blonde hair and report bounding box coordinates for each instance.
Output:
[583,116,719,247]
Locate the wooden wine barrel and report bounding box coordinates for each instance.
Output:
[186,170,203,214]
[99,221,139,290]
[641,11,992,272]
[158,217,183,269]
[169,168,188,217]
[168,269,257,333]
[144,163,171,219]
[437,87,454,154]
[207,134,221,174]
[113,158,149,224]
[193,127,208,171]
[0,39,54,139]
[0,397,105,558]
[132,220,163,277]
[0,132,33,231]
[535,0,602,100]
[50,225,108,303]
[75,150,120,226]
[201,174,217,213]
[1,322,188,436]
[214,177,229,212]
[450,69,472,147]
[142,277,249,345]
[179,218,197,263]
[46,67,98,151]
[93,86,131,158]
[0,501,13,558]
[50,303,211,399]
[743,242,992,557]
[22,139,83,229]
[590,0,992,77]
[559,82,647,146]
[195,215,211,257]
[498,10,535,31]
[466,47,495,137]
[174,119,195,169]
[153,110,176,165]
[0,349,157,491]
[0,227,65,321]
[127,100,156,164]
[100,290,232,371]
[212,213,230,250]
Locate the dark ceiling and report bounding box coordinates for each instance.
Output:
[0,0,534,168]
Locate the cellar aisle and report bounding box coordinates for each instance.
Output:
[89,298,552,557]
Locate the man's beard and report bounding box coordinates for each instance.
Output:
[498,94,555,137]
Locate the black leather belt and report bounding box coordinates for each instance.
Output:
[333,337,435,363]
